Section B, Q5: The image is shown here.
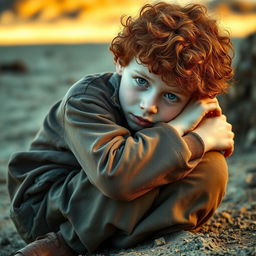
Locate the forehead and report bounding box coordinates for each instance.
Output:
[126,58,167,84]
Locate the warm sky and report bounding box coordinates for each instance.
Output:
[0,0,255,45]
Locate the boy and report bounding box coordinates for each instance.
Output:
[8,2,234,255]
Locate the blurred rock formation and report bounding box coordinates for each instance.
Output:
[209,0,256,14]
[221,32,256,150]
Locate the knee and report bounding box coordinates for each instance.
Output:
[183,151,228,228]
[199,151,228,200]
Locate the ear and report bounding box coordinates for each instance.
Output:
[116,59,124,75]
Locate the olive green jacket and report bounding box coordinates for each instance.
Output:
[8,73,203,243]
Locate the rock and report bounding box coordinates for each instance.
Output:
[154,237,166,246]
[221,32,256,149]
[245,173,256,187]
[239,207,247,213]
[245,167,256,187]
[0,237,10,246]
[221,212,234,224]
[0,60,28,74]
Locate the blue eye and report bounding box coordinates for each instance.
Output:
[164,93,178,102]
[135,77,148,87]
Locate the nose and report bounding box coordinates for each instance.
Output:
[140,96,158,114]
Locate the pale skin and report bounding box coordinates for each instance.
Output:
[117,58,234,157]
[169,97,234,157]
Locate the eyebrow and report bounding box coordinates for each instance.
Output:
[134,71,154,83]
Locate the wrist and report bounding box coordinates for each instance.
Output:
[168,120,185,136]
[192,129,213,153]
[183,132,205,160]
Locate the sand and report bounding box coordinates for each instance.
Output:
[0,43,255,256]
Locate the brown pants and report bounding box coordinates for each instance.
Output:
[10,151,228,253]
[48,151,227,253]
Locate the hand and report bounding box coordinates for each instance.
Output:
[192,115,235,157]
[168,97,222,136]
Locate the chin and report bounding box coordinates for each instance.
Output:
[128,123,141,131]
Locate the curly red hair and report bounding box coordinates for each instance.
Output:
[109,2,234,98]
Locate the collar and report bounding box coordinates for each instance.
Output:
[108,72,121,108]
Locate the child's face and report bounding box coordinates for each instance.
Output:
[117,58,192,131]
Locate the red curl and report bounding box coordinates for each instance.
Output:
[109,2,234,98]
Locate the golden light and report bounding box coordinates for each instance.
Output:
[0,0,150,44]
[0,0,255,45]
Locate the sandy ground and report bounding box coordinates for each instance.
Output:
[0,43,255,256]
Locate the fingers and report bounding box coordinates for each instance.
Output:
[199,97,222,117]
[195,113,235,156]
[205,106,222,117]
[224,147,234,158]
[186,97,221,115]
[204,104,222,117]
[224,138,234,157]
[224,132,235,157]
[223,118,235,157]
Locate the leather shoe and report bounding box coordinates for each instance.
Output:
[13,232,77,256]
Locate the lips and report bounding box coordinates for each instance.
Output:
[130,114,152,127]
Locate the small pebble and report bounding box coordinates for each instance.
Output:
[245,173,256,187]
[222,212,234,224]
[0,237,10,246]
[154,237,166,246]
[239,207,247,213]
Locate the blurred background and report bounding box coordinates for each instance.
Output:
[1,2,255,255]
[0,0,255,44]
[0,0,255,167]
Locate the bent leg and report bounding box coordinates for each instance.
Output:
[52,171,160,253]
[10,151,228,253]
[57,151,228,252]
[110,151,228,247]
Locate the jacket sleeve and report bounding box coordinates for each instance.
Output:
[63,89,203,201]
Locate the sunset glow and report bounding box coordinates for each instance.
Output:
[0,0,255,45]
